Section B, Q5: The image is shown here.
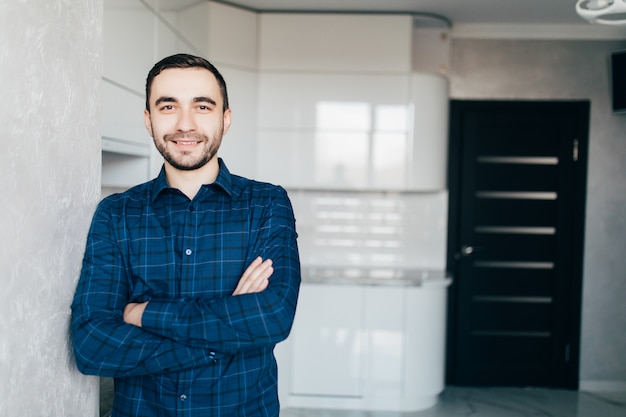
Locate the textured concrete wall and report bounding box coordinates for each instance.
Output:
[449,38,626,387]
[0,1,103,416]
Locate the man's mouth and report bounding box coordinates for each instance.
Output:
[173,140,200,145]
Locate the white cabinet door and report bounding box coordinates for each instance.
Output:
[257,72,412,190]
[363,286,405,399]
[259,13,412,72]
[290,284,364,397]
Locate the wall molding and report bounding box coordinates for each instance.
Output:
[451,23,626,40]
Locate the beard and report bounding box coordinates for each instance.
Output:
[154,130,223,171]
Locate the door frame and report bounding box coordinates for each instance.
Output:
[445,99,589,388]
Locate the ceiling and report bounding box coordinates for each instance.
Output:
[210,0,585,25]
[148,0,626,38]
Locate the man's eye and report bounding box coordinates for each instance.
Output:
[160,105,174,111]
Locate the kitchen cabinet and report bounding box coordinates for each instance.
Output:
[290,284,364,397]
[259,13,412,72]
[255,12,448,191]
[281,269,451,411]
[257,72,448,191]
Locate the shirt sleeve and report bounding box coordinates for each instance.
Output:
[140,186,301,354]
[70,200,220,378]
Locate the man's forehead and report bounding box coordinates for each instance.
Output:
[152,68,218,89]
[150,67,221,101]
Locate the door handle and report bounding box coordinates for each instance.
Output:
[461,245,474,256]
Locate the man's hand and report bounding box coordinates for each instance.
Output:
[233,257,273,296]
[123,301,148,327]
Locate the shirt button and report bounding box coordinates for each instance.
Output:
[185,249,192,256]
[180,394,187,402]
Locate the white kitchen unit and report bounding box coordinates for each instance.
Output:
[278,268,452,412]
[408,73,449,190]
[290,284,364,397]
[255,11,449,192]
[257,72,411,190]
[256,71,448,191]
[258,13,413,72]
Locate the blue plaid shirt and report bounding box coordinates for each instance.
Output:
[71,159,300,416]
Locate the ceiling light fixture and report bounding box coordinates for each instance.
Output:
[576,0,626,25]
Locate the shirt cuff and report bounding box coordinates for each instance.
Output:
[141,299,177,338]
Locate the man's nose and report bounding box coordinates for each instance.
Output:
[176,108,196,131]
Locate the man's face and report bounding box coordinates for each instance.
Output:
[144,67,231,171]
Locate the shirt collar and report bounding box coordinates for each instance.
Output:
[150,158,233,202]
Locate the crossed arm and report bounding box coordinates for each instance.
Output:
[71,188,300,378]
[123,257,274,327]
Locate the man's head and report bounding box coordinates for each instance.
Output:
[143,54,232,172]
[145,53,229,113]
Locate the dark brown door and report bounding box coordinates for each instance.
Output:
[446,100,589,388]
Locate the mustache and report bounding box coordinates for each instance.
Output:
[163,132,208,142]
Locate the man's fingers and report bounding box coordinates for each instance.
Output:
[233,257,273,295]
[239,259,273,293]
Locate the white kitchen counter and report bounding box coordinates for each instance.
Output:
[276,267,452,412]
[302,266,451,287]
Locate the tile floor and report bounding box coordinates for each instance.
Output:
[101,379,626,417]
[280,387,626,417]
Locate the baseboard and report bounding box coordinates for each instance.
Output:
[579,380,626,392]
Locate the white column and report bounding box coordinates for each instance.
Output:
[0,1,103,416]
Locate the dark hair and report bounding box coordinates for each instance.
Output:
[145,53,229,112]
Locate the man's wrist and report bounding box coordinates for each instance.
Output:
[124,302,148,327]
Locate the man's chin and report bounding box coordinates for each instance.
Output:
[168,160,209,171]
[165,154,216,171]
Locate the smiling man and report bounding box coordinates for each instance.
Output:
[71,54,301,416]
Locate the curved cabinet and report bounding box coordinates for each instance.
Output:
[278,275,451,412]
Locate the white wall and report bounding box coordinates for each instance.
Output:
[0,1,103,416]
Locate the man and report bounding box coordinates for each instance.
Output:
[71,54,301,416]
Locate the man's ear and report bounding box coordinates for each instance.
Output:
[144,109,153,137]
[223,108,232,135]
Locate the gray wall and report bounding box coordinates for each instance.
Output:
[0,1,103,415]
[449,38,626,387]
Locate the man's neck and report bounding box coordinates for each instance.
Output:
[164,158,220,200]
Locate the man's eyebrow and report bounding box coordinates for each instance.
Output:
[154,96,177,107]
[194,96,217,106]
